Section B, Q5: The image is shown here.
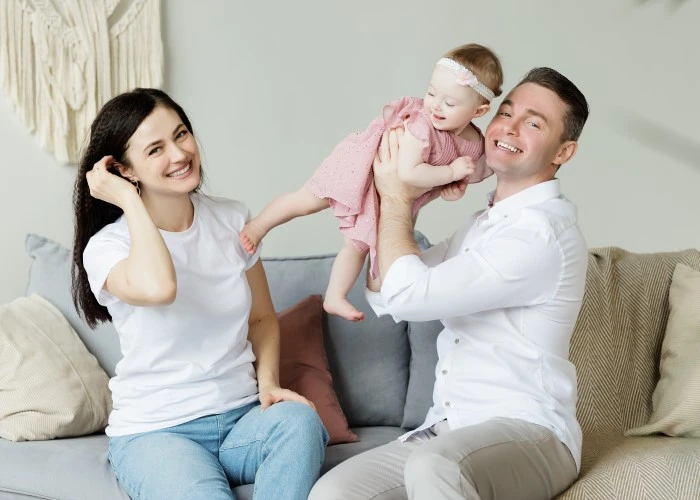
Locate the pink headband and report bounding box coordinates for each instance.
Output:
[436,58,495,102]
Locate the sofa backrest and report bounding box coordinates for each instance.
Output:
[570,247,700,437]
[24,233,413,429]
[262,255,410,428]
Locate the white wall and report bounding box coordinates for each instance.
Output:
[1,0,699,303]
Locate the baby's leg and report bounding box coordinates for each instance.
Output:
[324,240,368,322]
[241,187,329,254]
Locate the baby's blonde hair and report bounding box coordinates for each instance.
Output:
[444,44,503,102]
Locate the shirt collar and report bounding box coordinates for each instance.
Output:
[486,179,561,217]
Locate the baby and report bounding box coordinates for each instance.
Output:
[242,43,503,321]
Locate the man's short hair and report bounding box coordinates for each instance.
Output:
[516,67,589,142]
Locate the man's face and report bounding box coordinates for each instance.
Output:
[484,83,574,180]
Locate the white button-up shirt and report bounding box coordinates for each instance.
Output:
[366,179,587,471]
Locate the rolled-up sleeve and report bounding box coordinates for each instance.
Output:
[365,237,450,319]
[378,227,563,322]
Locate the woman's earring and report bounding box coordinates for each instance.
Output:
[131,180,141,196]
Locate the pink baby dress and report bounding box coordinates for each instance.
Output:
[305,96,484,278]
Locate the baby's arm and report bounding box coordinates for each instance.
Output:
[438,155,493,202]
[469,154,494,183]
[396,126,471,188]
[240,187,329,254]
[398,160,468,188]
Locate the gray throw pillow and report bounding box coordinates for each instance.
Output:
[25,234,122,377]
[398,232,444,429]
[402,320,442,429]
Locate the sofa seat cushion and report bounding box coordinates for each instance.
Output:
[0,434,128,500]
[558,435,700,499]
[0,426,405,499]
[324,426,406,474]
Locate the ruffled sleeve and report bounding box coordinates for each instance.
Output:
[381,97,431,162]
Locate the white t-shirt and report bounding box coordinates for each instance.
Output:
[83,193,262,436]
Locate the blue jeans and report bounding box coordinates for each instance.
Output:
[108,401,329,500]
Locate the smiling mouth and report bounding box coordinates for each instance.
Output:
[495,140,522,153]
[167,163,192,178]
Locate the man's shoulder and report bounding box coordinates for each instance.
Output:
[519,195,580,236]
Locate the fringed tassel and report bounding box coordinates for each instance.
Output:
[110,0,163,94]
[0,0,163,164]
[1,1,37,133]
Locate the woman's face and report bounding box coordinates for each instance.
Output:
[123,106,201,196]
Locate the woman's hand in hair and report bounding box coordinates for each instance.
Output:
[86,156,139,209]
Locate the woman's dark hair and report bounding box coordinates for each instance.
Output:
[72,88,200,328]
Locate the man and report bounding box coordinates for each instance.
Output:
[309,67,590,500]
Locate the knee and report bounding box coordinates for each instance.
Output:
[308,473,344,500]
[268,401,329,448]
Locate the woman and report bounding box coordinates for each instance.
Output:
[71,88,328,500]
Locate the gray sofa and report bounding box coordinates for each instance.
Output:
[0,233,440,500]
[3,235,700,500]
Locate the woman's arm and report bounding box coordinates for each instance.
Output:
[246,260,280,393]
[88,157,176,305]
[245,260,315,410]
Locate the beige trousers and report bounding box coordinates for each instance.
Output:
[309,418,578,500]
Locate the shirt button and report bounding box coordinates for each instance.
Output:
[454,338,460,344]
[441,369,448,375]
[445,401,451,407]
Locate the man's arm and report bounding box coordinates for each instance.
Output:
[371,129,561,322]
[377,231,562,322]
[373,128,431,279]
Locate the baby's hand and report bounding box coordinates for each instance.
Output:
[440,180,467,201]
[449,156,476,182]
[467,156,494,184]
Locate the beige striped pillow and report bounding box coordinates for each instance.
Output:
[626,263,700,437]
[0,294,111,441]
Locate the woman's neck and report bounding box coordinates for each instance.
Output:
[141,192,195,232]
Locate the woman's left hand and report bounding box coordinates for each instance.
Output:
[259,386,317,412]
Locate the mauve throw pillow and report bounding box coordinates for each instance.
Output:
[278,295,358,445]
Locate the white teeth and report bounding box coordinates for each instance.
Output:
[167,164,191,177]
[496,141,521,153]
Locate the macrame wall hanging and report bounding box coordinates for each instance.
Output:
[0,0,163,164]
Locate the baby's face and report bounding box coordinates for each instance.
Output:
[423,66,483,136]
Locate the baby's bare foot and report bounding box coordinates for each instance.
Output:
[240,220,266,255]
[324,296,365,322]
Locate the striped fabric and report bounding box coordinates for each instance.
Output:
[558,247,700,499]
[560,435,700,499]
[0,294,111,441]
[626,263,700,438]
